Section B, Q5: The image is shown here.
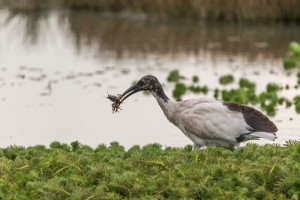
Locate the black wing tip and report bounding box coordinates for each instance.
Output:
[273,126,279,133]
[223,101,278,133]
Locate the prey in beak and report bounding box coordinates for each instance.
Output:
[107,94,122,113]
[106,83,143,113]
[107,75,158,113]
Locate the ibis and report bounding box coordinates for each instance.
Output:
[120,75,278,150]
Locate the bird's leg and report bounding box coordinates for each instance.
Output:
[224,146,235,151]
[193,143,201,150]
[186,144,202,162]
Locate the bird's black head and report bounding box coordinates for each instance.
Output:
[121,75,168,102]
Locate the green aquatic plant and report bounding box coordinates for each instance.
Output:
[192,75,199,83]
[0,141,299,199]
[266,83,281,93]
[294,96,300,113]
[221,78,258,105]
[283,59,296,70]
[259,92,278,116]
[283,41,300,70]
[289,41,300,57]
[219,74,234,85]
[188,85,208,94]
[173,82,187,101]
[166,70,300,116]
[167,70,208,101]
[239,78,256,90]
[214,88,219,99]
[167,70,182,83]
[222,88,250,104]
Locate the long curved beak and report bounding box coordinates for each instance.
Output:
[120,84,142,102]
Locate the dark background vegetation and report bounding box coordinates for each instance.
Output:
[2,0,300,23]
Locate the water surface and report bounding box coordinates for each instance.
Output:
[0,10,299,148]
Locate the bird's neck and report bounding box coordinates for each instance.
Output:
[150,85,176,122]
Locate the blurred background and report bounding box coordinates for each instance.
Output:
[0,0,300,148]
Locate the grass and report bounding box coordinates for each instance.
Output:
[0,141,299,199]
[1,0,300,23]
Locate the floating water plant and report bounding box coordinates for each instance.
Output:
[173,82,187,101]
[283,41,300,70]
[192,75,199,83]
[266,83,280,93]
[294,96,300,113]
[167,70,182,83]
[167,70,208,101]
[188,85,208,94]
[289,41,300,57]
[166,70,300,116]
[239,78,256,90]
[259,92,278,116]
[219,74,234,85]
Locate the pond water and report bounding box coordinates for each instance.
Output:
[0,10,299,148]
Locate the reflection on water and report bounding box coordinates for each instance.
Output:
[0,10,299,148]
[3,10,300,58]
[66,11,300,59]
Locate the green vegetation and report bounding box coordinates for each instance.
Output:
[167,69,300,116]
[192,75,199,83]
[294,96,300,114]
[172,83,187,101]
[167,70,182,83]
[0,141,299,199]
[2,0,300,23]
[283,42,300,70]
[166,42,300,116]
[167,70,208,101]
[219,74,234,85]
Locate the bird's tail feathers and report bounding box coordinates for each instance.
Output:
[249,132,277,141]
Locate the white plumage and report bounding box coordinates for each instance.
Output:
[121,75,278,150]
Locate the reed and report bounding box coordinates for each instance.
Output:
[1,0,300,23]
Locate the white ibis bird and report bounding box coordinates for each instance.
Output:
[120,75,278,150]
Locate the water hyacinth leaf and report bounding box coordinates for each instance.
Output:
[266,83,280,93]
[167,70,181,83]
[192,75,199,83]
[278,97,285,105]
[285,99,292,108]
[219,74,234,85]
[173,82,187,101]
[294,96,300,104]
[188,85,208,94]
[283,58,296,70]
[166,71,300,116]
[239,78,256,90]
[289,41,300,57]
[283,42,300,70]
[259,92,278,116]
[214,89,219,99]
[294,96,300,113]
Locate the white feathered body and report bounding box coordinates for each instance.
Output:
[153,95,277,149]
